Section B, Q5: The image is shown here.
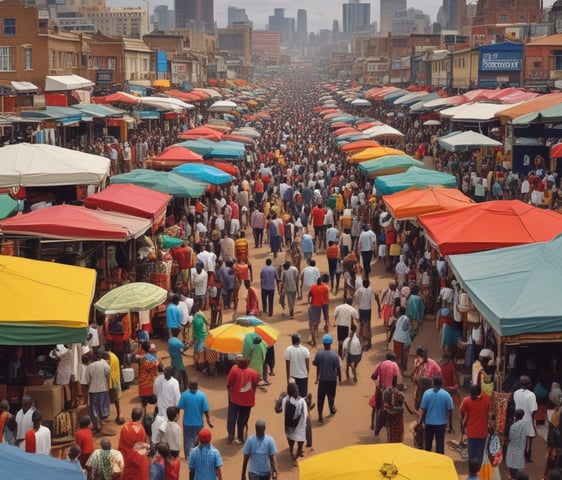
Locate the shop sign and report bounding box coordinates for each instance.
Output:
[480,51,521,71]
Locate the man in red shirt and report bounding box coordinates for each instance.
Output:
[371,352,400,390]
[310,203,326,251]
[460,384,492,467]
[308,275,330,346]
[244,279,259,316]
[226,356,260,444]
[75,415,95,469]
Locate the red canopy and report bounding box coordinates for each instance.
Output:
[341,140,381,152]
[419,200,562,255]
[84,184,170,222]
[178,126,223,141]
[156,146,204,162]
[0,204,151,241]
[222,134,254,144]
[92,92,140,105]
[206,160,239,176]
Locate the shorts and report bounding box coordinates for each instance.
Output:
[308,305,321,326]
[337,325,349,342]
[141,394,157,406]
[89,391,110,420]
[194,339,206,353]
[230,219,240,235]
[194,294,206,304]
[109,383,121,402]
[346,353,362,365]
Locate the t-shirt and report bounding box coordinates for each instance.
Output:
[260,265,278,291]
[311,206,326,227]
[281,266,299,293]
[227,366,260,407]
[420,388,453,425]
[301,234,314,253]
[460,394,492,438]
[177,389,209,427]
[168,337,185,370]
[192,312,207,341]
[312,350,340,382]
[75,427,94,455]
[358,230,376,252]
[334,303,359,328]
[166,303,182,330]
[513,388,538,437]
[284,345,310,379]
[243,434,278,475]
[309,284,326,307]
[301,266,320,287]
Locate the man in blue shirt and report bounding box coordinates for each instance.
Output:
[189,428,223,480]
[260,258,279,317]
[177,379,214,459]
[312,334,342,424]
[241,419,278,480]
[301,229,314,264]
[168,327,188,391]
[166,294,182,338]
[418,375,453,454]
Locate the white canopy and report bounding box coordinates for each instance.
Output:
[139,96,194,111]
[393,91,428,106]
[11,81,39,93]
[440,102,519,122]
[363,124,404,139]
[438,130,502,152]
[0,143,110,188]
[208,100,238,112]
[351,98,372,107]
[45,75,94,92]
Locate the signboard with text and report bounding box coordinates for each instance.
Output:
[479,41,523,72]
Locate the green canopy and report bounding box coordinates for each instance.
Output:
[0,194,18,220]
[358,155,424,177]
[374,166,457,195]
[513,103,562,125]
[110,169,208,198]
[448,234,562,337]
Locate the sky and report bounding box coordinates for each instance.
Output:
[108,0,559,34]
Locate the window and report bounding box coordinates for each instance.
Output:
[108,56,116,70]
[0,46,12,71]
[24,47,32,70]
[3,18,16,36]
[555,53,562,71]
[499,15,508,22]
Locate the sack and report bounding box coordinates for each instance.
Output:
[284,400,301,428]
[389,243,401,256]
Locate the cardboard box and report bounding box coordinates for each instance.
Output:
[24,385,64,421]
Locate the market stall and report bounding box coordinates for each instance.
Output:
[374,166,457,195]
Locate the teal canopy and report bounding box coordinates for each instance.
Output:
[0,194,18,220]
[173,163,233,185]
[374,166,457,195]
[110,169,208,198]
[513,103,562,125]
[448,234,562,337]
[358,155,424,177]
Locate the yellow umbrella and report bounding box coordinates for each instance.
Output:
[205,321,280,353]
[298,444,458,480]
[349,147,405,163]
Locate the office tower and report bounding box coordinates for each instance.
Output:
[153,5,175,31]
[380,0,407,34]
[175,0,195,28]
[175,0,213,31]
[268,8,295,45]
[342,0,370,33]
[228,6,250,25]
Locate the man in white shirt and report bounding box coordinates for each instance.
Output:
[197,245,217,273]
[191,262,209,308]
[358,224,377,277]
[513,375,538,463]
[333,298,359,358]
[300,259,320,304]
[179,295,194,344]
[284,333,311,397]
[152,367,181,444]
[15,396,35,450]
[25,410,51,455]
[342,324,362,382]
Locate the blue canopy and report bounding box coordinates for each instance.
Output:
[448,234,562,337]
[0,443,84,480]
[173,163,233,185]
[374,166,457,195]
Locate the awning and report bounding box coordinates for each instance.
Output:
[153,79,171,88]
[10,81,39,93]
[45,74,95,92]
[21,106,83,125]
[440,102,518,122]
[85,183,171,223]
[497,92,562,122]
[0,256,96,345]
[72,104,125,118]
[0,204,151,241]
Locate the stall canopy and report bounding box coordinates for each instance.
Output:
[419,200,562,255]
[0,143,110,188]
[437,130,502,152]
[358,155,423,177]
[0,194,18,220]
[45,74,95,91]
[448,234,562,337]
[383,186,473,220]
[0,205,151,242]
[0,256,95,345]
[11,81,39,93]
[374,166,457,195]
[84,183,171,223]
[110,169,208,198]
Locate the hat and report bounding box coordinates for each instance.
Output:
[149,343,157,353]
[322,334,333,345]
[198,429,212,444]
[479,348,494,361]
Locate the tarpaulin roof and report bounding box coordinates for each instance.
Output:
[419,199,562,255]
[0,143,110,188]
[497,92,562,121]
[448,234,562,337]
[0,256,95,345]
[440,102,517,122]
[45,74,94,91]
[358,155,423,178]
[383,186,473,220]
[84,183,170,222]
[513,102,562,125]
[92,91,140,105]
[374,166,457,195]
[0,444,84,478]
[0,204,151,241]
[437,130,502,152]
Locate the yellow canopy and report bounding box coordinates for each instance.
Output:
[349,147,405,163]
[0,255,96,345]
[298,444,458,480]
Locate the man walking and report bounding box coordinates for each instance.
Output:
[260,258,279,318]
[189,429,223,480]
[241,419,279,480]
[284,334,310,397]
[418,376,454,454]
[460,384,492,466]
[513,375,538,463]
[333,298,359,358]
[358,224,377,277]
[83,350,111,434]
[312,335,342,425]
[280,261,299,319]
[177,379,214,459]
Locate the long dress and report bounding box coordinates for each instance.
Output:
[506,419,527,470]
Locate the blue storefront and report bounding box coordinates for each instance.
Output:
[478,41,523,88]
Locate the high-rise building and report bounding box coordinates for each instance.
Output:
[436,0,467,31]
[174,0,213,31]
[228,6,250,26]
[380,0,407,34]
[391,8,431,34]
[268,8,295,45]
[342,0,370,34]
[152,5,175,31]
[297,9,307,34]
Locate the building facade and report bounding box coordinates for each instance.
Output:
[380,0,407,35]
[80,7,148,39]
[473,0,540,26]
[342,0,371,34]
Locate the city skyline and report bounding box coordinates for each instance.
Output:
[107,0,559,32]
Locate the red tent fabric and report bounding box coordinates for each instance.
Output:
[206,160,239,176]
[84,184,170,222]
[156,146,204,162]
[341,140,381,152]
[419,199,562,255]
[178,126,223,141]
[92,92,140,105]
[222,134,254,144]
[0,205,151,241]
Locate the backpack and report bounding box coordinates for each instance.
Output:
[284,399,301,428]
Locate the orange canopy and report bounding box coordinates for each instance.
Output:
[383,186,473,220]
[419,199,562,255]
[497,93,562,122]
[349,146,405,163]
[341,140,381,153]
